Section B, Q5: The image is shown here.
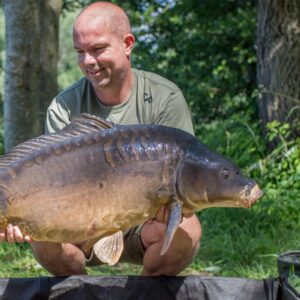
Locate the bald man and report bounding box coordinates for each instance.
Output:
[0,2,201,276]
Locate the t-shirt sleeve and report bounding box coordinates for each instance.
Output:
[45,97,71,134]
[156,89,194,136]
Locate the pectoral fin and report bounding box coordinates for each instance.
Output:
[93,230,124,265]
[160,200,182,255]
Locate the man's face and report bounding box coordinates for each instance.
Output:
[73,18,130,91]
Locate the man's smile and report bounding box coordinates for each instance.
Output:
[86,67,105,76]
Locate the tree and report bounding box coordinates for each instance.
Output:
[3,0,62,151]
[257,0,300,148]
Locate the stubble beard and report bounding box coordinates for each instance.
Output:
[86,67,111,89]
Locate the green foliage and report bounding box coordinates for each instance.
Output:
[288,262,300,293]
[250,122,300,228]
[0,243,49,277]
[196,107,265,169]
[58,10,83,90]
[62,0,90,13]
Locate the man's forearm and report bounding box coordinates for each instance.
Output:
[31,241,87,275]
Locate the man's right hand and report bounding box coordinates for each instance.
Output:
[0,224,33,243]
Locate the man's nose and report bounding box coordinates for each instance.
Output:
[80,52,96,65]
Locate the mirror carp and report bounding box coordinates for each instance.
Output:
[0,114,263,265]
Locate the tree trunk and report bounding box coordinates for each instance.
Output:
[256,0,300,148]
[4,0,62,151]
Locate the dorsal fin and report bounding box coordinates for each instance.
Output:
[0,114,115,169]
[64,113,114,134]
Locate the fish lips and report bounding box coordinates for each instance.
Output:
[242,184,263,208]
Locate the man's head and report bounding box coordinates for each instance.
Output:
[73,2,135,92]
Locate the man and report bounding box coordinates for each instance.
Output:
[0,1,201,276]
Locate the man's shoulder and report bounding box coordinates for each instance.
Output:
[133,68,181,92]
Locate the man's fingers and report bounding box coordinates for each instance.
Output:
[24,235,33,243]
[13,226,25,243]
[0,232,6,242]
[0,225,32,244]
[6,224,16,243]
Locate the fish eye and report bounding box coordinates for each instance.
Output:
[221,168,230,179]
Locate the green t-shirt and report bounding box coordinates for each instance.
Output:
[45,68,194,135]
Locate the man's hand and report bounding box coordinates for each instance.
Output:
[152,206,194,224]
[0,224,33,243]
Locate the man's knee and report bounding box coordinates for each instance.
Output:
[140,214,201,276]
[141,220,167,249]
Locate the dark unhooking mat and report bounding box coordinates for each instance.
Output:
[0,251,300,300]
[0,275,282,300]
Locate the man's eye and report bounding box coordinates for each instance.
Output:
[94,47,105,52]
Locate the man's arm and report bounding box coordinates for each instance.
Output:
[31,242,87,275]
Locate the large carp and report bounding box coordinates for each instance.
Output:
[0,114,262,265]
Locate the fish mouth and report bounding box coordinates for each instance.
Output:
[243,184,263,208]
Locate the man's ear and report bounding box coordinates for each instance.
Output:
[123,34,135,56]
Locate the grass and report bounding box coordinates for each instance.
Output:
[288,274,300,293]
[0,244,48,277]
[197,208,299,279]
[0,243,143,278]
